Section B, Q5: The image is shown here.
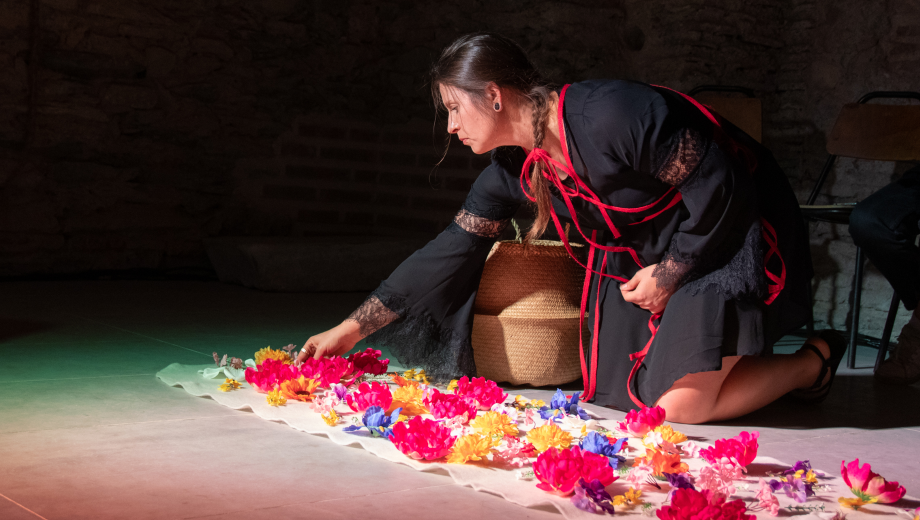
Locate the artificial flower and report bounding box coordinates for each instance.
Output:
[626,460,655,488]
[643,430,664,448]
[426,390,476,423]
[699,461,743,496]
[299,356,363,387]
[754,478,780,516]
[580,432,626,469]
[388,416,456,461]
[321,410,340,426]
[389,373,415,387]
[527,423,573,453]
[219,378,242,392]
[266,389,287,406]
[446,379,459,392]
[625,487,643,505]
[635,448,689,477]
[654,425,688,444]
[839,496,878,510]
[665,472,696,502]
[446,433,492,464]
[492,437,536,468]
[346,381,393,413]
[681,441,701,458]
[346,348,389,375]
[310,389,340,414]
[656,489,754,520]
[571,478,616,514]
[841,458,906,504]
[471,411,519,441]
[522,408,541,429]
[279,376,320,402]
[254,346,292,365]
[245,358,299,393]
[343,405,402,437]
[330,383,348,401]
[391,384,429,416]
[533,446,616,496]
[540,389,590,421]
[618,406,666,437]
[455,376,508,410]
[768,472,811,503]
[699,431,759,469]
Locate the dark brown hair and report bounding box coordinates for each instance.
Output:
[429,33,555,242]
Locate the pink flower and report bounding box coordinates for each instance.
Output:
[627,461,654,487]
[699,431,759,469]
[388,416,456,461]
[300,356,363,387]
[454,376,508,410]
[244,358,298,393]
[841,459,906,504]
[618,406,666,437]
[346,348,390,375]
[534,447,616,496]
[424,389,478,424]
[657,489,754,520]
[493,437,536,468]
[345,381,393,413]
[755,478,780,516]
[698,460,743,496]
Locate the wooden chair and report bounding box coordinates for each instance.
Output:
[689,85,763,142]
[800,91,920,370]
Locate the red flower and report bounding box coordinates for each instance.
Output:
[533,447,617,496]
[244,358,298,393]
[657,489,754,520]
[388,416,456,461]
[454,376,508,410]
[424,389,478,424]
[299,356,363,387]
[346,348,390,375]
[346,381,393,413]
[700,431,759,468]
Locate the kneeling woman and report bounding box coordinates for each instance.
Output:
[296,33,845,424]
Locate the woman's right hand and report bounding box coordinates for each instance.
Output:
[294,320,364,365]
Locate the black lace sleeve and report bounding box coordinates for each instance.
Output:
[358,158,526,380]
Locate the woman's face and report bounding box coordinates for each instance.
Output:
[439,84,499,155]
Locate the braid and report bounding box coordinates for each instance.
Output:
[525,87,554,243]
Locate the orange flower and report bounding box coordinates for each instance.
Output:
[279,376,320,402]
[254,347,292,365]
[389,373,420,388]
[390,385,429,416]
[634,448,688,476]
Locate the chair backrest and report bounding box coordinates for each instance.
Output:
[689,85,763,143]
[806,91,920,205]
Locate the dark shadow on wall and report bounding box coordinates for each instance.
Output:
[0,319,54,343]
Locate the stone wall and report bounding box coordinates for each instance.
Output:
[1,0,918,337]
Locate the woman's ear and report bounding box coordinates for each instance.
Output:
[485,82,502,110]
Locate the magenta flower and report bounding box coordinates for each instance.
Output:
[244,358,299,393]
[388,416,456,461]
[841,459,906,504]
[618,405,666,437]
[656,489,754,520]
[699,431,759,469]
[454,376,508,410]
[345,381,393,413]
[424,389,478,424]
[299,356,363,387]
[533,446,616,496]
[346,348,390,375]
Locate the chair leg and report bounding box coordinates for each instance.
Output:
[874,291,900,372]
[848,247,865,369]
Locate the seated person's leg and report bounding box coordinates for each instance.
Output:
[849,165,920,384]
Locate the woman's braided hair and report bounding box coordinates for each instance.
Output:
[430,33,556,242]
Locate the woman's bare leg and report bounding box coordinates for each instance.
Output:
[655,337,830,424]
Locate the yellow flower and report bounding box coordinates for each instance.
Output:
[625,487,643,505]
[397,414,409,423]
[447,379,459,392]
[391,385,429,415]
[530,399,546,408]
[446,434,493,464]
[611,495,627,506]
[403,369,417,380]
[526,423,573,453]
[838,496,877,510]
[322,410,339,426]
[654,425,687,444]
[219,378,241,392]
[279,376,320,402]
[581,424,588,438]
[254,347,292,365]
[266,389,287,406]
[471,411,519,441]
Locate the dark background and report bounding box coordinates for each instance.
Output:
[1,0,918,334]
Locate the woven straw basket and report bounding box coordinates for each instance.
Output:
[471,239,588,386]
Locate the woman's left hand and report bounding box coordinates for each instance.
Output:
[619,264,672,314]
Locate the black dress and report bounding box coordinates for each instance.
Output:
[357,79,813,411]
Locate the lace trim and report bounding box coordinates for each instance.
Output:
[654,128,707,187]
[346,294,401,338]
[453,209,509,238]
[651,256,694,293]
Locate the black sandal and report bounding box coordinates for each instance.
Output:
[788,329,848,403]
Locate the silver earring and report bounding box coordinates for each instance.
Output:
[494,102,500,111]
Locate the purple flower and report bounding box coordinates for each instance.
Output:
[666,472,696,490]
[571,478,616,515]
[769,476,811,503]
[542,389,590,421]
[343,405,402,438]
[331,383,348,401]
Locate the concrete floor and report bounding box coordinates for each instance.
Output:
[1,280,918,519]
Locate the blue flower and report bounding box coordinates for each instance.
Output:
[541,389,590,421]
[344,405,402,438]
[580,432,627,469]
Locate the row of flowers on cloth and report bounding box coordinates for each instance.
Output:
[213,347,912,518]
